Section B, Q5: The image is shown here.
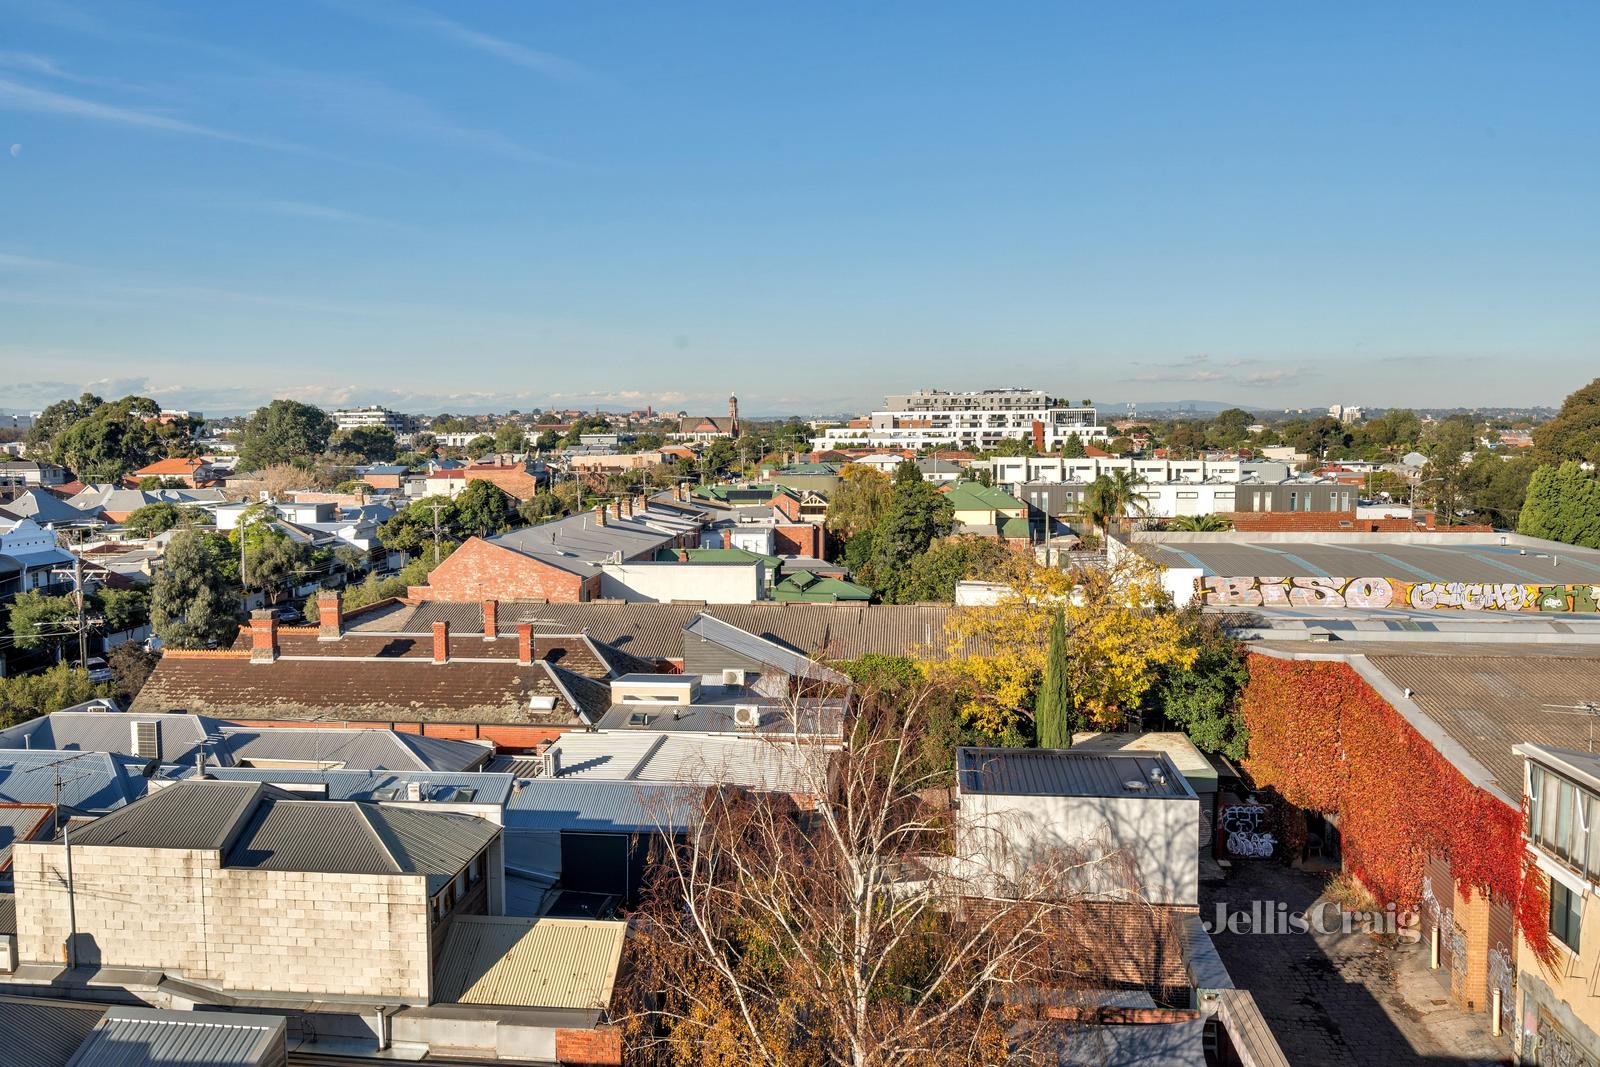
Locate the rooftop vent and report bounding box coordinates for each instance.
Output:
[131,720,160,760]
[1123,779,1149,792]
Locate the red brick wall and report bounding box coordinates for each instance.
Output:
[223,718,577,751]
[555,1027,623,1066]
[418,538,587,602]
[774,523,823,557]
[467,468,539,501]
[771,494,802,522]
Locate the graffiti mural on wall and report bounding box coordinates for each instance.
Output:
[1199,575,1600,613]
[1219,803,1277,859]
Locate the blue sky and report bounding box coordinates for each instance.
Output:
[1,1,1596,416]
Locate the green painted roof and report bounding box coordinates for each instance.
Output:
[999,515,1031,539]
[771,572,874,602]
[942,480,1024,512]
[652,546,781,569]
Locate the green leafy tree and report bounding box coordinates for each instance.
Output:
[1206,408,1255,449]
[7,591,76,652]
[25,392,104,454]
[896,535,1011,603]
[378,495,457,554]
[1151,609,1250,760]
[534,429,561,451]
[0,664,100,726]
[123,502,184,538]
[861,463,954,599]
[1034,608,1073,748]
[99,586,151,633]
[824,464,894,542]
[1420,416,1478,524]
[1462,451,1536,529]
[151,530,240,649]
[49,396,167,482]
[494,423,528,453]
[1058,434,1087,458]
[465,434,496,457]
[517,491,562,525]
[1083,471,1147,534]
[1518,462,1600,548]
[238,399,335,470]
[330,426,397,463]
[1533,377,1600,466]
[234,521,309,604]
[1293,415,1351,459]
[455,481,514,537]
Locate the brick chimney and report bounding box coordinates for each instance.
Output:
[620,496,631,519]
[677,548,689,563]
[721,528,732,549]
[516,623,534,665]
[611,501,622,523]
[483,599,498,640]
[432,620,450,664]
[595,503,607,527]
[249,609,278,664]
[317,591,343,641]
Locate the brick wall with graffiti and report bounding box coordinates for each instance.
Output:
[1199,575,1600,612]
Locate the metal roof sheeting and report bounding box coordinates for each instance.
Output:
[503,779,704,833]
[0,749,149,812]
[67,1007,287,1067]
[68,780,266,850]
[956,747,1195,799]
[433,916,626,1010]
[0,995,106,1067]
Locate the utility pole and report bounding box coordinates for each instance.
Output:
[429,500,448,564]
[73,554,86,668]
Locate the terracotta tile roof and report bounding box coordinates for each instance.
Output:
[130,654,596,727]
[133,457,208,476]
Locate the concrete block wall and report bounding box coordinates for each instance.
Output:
[12,844,432,1000]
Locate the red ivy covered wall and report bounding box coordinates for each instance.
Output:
[1240,653,1553,966]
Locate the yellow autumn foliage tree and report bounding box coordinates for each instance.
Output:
[940,551,1195,736]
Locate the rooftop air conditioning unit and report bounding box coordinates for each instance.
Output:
[540,750,560,778]
[131,720,160,760]
[733,704,761,730]
[721,669,745,686]
[405,781,423,802]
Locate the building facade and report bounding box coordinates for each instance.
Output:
[812,389,1108,452]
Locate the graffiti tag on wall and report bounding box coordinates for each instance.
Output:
[1220,803,1277,859]
[1199,575,1600,613]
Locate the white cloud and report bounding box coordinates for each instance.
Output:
[0,77,301,151]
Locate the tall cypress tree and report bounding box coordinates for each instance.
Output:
[1035,607,1073,748]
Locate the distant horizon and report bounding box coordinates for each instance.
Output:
[0,383,1572,422]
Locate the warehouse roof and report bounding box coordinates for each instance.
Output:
[541,731,834,792]
[502,779,704,833]
[1253,640,1600,804]
[1136,531,1600,584]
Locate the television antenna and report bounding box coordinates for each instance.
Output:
[1542,702,1600,752]
[21,751,99,968]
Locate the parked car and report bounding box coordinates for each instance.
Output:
[273,606,304,625]
[80,657,113,684]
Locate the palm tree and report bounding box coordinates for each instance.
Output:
[1165,513,1233,532]
[1083,471,1148,535]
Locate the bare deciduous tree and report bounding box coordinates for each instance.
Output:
[618,680,1135,1067]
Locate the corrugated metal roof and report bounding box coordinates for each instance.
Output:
[0,750,150,812]
[68,780,266,850]
[0,995,105,1067]
[544,731,831,792]
[226,798,398,875]
[503,779,704,833]
[433,916,626,1009]
[0,892,16,935]
[956,747,1195,799]
[0,711,220,767]
[196,768,514,805]
[1137,535,1600,584]
[684,613,849,684]
[67,1007,287,1067]
[219,728,489,772]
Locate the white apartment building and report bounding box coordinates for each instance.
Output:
[812,388,1107,452]
[333,405,409,433]
[982,455,1246,491]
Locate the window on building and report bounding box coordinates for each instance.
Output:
[1551,879,1583,953]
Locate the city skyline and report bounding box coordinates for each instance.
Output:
[3,2,1597,411]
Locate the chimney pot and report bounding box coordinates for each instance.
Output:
[317,590,343,641]
[483,599,498,640]
[249,609,278,664]
[721,528,732,549]
[516,623,534,665]
[595,504,607,527]
[432,620,450,664]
